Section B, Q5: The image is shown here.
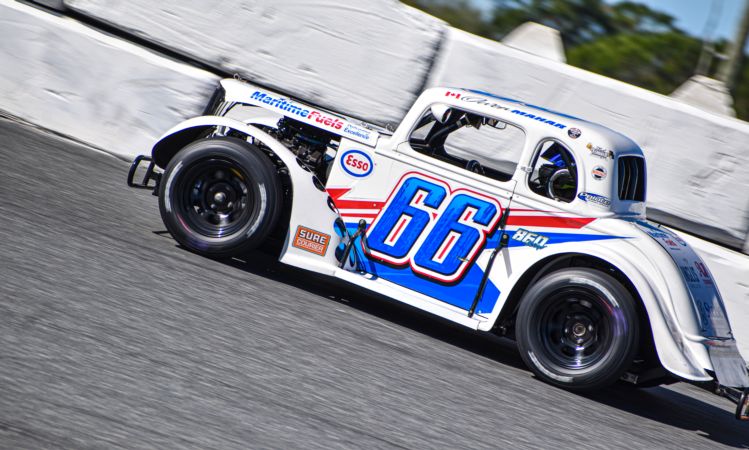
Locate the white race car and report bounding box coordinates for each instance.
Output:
[129,78,749,420]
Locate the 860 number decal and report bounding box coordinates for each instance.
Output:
[367,173,502,283]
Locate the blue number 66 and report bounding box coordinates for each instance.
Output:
[367,174,501,283]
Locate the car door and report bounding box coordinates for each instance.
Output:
[335,105,527,316]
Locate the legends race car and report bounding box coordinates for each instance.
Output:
[128,78,749,420]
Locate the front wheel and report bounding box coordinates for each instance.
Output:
[516,268,639,391]
[158,137,283,258]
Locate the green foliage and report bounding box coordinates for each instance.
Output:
[567,32,702,94]
[402,0,749,120]
[735,65,749,119]
[489,0,678,45]
[401,0,489,36]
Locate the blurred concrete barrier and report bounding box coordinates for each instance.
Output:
[0,0,218,160]
[672,75,735,117]
[63,0,446,126]
[429,28,749,251]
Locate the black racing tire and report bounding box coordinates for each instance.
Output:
[516,268,639,391]
[158,137,282,258]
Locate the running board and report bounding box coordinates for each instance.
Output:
[334,268,486,330]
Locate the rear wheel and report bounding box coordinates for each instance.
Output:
[158,137,282,258]
[516,268,639,391]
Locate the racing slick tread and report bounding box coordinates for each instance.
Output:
[515,268,640,391]
[158,137,282,258]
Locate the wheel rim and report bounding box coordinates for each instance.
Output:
[534,287,614,371]
[175,157,254,238]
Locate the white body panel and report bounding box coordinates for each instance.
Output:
[150,79,747,386]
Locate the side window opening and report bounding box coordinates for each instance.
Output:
[528,140,578,203]
[408,106,526,182]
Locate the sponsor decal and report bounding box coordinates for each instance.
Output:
[448,92,567,130]
[638,222,682,248]
[694,261,714,285]
[292,225,331,256]
[308,111,343,130]
[577,192,611,207]
[664,237,680,248]
[633,219,728,336]
[343,123,372,141]
[509,109,567,129]
[341,150,373,178]
[251,90,360,135]
[511,228,549,250]
[591,165,607,180]
[251,91,310,119]
[679,264,701,284]
[635,220,685,247]
[586,142,614,159]
[568,128,581,139]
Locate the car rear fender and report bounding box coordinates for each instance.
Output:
[543,239,738,384]
[590,245,715,382]
[492,241,714,383]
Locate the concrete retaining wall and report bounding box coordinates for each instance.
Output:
[64,0,446,126]
[0,0,218,160]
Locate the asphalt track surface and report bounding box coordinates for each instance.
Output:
[0,117,747,449]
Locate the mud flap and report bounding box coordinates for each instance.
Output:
[709,342,749,388]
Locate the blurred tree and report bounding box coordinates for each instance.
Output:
[567,32,702,94]
[401,0,749,120]
[735,65,749,119]
[488,0,678,46]
[401,0,490,36]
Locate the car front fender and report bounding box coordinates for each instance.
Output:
[150,115,342,276]
[150,115,289,169]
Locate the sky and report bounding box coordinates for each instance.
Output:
[620,0,743,40]
[471,0,746,41]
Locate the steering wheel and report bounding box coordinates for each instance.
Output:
[546,168,571,199]
[466,159,485,175]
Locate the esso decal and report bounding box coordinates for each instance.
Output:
[341,150,373,178]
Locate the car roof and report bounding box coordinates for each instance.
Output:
[432,87,642,154]
[465,89,583,122]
